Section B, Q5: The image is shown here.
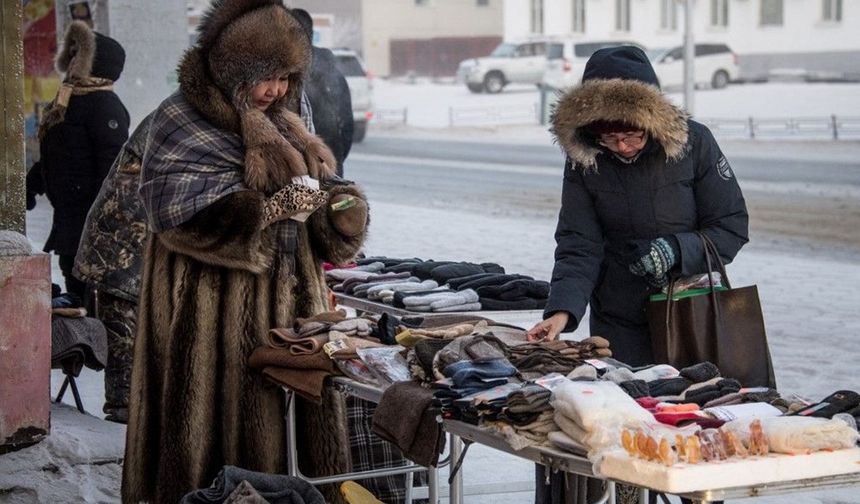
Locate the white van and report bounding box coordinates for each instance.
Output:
[542,40,645,90]
[648,43,739,90]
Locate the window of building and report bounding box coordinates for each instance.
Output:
[760,0,784,26]
[476,0,489,6]
[415,0,429,6]
[572,0,586,33]
[615,0,631,32]
[710,0,729,27]
[822,0,842,22]
[660,0,677,30]
[530,0,544,34]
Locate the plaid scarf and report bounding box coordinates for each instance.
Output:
[140,91,316,255]
[38,76,114,140]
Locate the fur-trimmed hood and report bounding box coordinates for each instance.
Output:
[56,21,125,81]
[176,0,334,192]
[551,46,688,169]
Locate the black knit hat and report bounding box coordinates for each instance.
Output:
[582,46,659,89]
[91,32,126,81]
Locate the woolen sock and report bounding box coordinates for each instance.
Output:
[619,380,650,399]
[429,289,479,310]
[433,302,482,312]
[647,377,692,397]
[680,361,721,383]
[430,263,488,284]
[478,297,541,310]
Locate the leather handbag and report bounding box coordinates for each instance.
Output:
[647,233,777,388]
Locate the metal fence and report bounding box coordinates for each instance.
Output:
[448,103,540,128]
[374,107,409,125]
[700,115,860,140]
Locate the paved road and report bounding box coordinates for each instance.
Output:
[346,136,860,259]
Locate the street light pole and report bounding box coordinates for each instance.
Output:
[683,0,695,115]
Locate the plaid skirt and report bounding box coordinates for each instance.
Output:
[347,396,428,504]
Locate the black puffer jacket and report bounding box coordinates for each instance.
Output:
[305,46,354,176]
[38,25,130,255]
[544,47,748,366]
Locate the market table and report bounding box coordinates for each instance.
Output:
[443,418,860,504]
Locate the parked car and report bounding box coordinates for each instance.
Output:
[456,40,548,93]
[332,48,373,142]
[648,43,739,89]
[542,40,645,90]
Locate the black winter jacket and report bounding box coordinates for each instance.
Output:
[545,46,748,366]
[305,46,354,176]
[39,91,130,255]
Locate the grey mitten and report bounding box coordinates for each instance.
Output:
[263,184,328,226]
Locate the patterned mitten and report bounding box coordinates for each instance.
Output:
[263,184,328,226]
[626,237,678,281]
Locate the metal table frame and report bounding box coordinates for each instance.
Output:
[282,378,443,504]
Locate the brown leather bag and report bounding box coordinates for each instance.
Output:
[647,234,777,388]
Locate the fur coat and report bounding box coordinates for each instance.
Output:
[122,2,368,503]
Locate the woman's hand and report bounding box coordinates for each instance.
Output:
[526,312,570,342]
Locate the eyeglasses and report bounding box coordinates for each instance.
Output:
[597,132,647,148]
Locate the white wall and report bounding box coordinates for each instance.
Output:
[504,0,860,54]
[107,0,188,128]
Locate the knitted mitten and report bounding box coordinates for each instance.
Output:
[263,184,328,226]
[626,237,679,282]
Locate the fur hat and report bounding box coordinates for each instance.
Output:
[551,46,688,170]
[197,0,309,113]
[178,0,335,192]
[56,21,125,81]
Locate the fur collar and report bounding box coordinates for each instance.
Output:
[551,79,689,170]
[177,47,334,193]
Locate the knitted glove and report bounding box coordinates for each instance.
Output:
[624,237,679,285]
[263,184,328,226]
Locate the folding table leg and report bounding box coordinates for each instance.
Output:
[55,376,70,403]
[428,466,439,504]
[448,434,463,504]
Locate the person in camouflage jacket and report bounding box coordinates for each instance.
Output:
[73,113,153,423]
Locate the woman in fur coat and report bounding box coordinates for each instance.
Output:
[527,46,746,504]
[122,1,369,502]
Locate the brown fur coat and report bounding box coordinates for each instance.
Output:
[122,2,367,503]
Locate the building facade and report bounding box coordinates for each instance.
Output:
[287,0,505,77]
[504,0,859,79]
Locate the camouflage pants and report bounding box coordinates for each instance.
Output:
[97,292,137,423]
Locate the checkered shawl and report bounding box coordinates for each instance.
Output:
[140,92,315,254]
[140,91,247,234]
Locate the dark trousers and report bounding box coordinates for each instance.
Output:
[58,254,86,299]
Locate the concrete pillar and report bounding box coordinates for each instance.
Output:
[1,0,26,235]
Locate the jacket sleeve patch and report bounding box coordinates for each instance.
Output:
[716,155,733,180]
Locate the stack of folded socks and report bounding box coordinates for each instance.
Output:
[507,336,612,379]
[401,289,481,313]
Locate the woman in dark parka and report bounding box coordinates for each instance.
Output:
[527,46,746,504]
[528,46,748,365]
[34,21,130,298]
